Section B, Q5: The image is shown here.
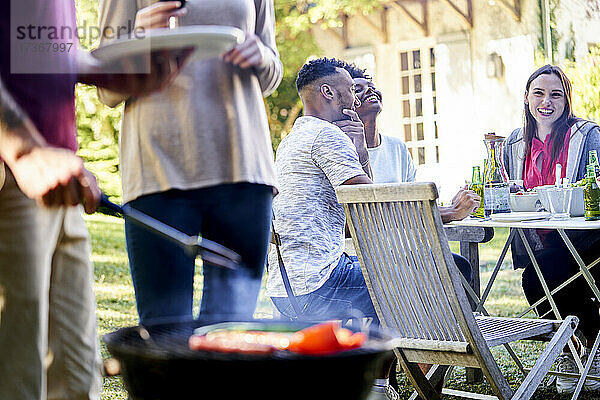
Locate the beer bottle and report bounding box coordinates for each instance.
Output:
[469,166,485,218]
[589,150,600,184]
[584,165,600,221]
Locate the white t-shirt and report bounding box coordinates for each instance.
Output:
[367,134,417,183]
[267,116,366,297]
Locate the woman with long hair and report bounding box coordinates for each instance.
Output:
[503,64,600,394]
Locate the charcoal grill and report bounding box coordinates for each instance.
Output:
[103,318,395,400]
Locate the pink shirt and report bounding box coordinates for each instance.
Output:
[523,127,571,189]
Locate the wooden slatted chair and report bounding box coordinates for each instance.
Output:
[335,182,578,400]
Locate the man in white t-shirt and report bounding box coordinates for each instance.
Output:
[342,63,479,283]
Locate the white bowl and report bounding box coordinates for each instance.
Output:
[510,192,541,212]
[535,185,584,217]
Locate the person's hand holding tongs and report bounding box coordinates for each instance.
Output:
[99,194,241,270]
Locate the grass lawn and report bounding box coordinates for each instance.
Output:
[87,214,593,399]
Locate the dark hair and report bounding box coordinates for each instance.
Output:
[295,57,348,93]
[342,63,372,80]
[523,65,578,167]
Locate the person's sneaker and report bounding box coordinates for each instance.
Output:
[585,349,600,391]
[366,385,387,400]
[366,384,400,400]
[556,351,584,394]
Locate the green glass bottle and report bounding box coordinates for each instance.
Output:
[584,165,600,221]
[469,166,485,218]
[589,150,600,184]
[589,150,599,170]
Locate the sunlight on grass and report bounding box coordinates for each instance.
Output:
[87,216,585,399]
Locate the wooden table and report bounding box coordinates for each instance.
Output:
[445,216,600,398]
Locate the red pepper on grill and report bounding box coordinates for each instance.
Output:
[188,321,367,355]
[287,322,367,355]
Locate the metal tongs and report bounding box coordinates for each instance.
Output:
[100,194,241,270]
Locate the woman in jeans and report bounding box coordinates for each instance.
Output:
[97,0,282,323]
[502,64,600,394]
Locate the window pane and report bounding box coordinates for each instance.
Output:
[415,98,422,117]
[434,121,438,139]
[431,72,436,91]
[418,147,425,165]
[430,48,435,67]
[402,76,410,95]
[433,96,437,114]
[400,52,408,71]
[414,74,422,93]
[412,50,421,69]
[403,100,411,118]
[404,124,412,142]
[417,122,424,140]
[436,146,440,163]
[408,147,413,159]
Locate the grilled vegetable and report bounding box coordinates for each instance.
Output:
[288,321,367,355]
[188,321,367,355]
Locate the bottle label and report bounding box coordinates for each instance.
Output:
[484,185,510,213]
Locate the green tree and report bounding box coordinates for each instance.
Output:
[267,0,385,145]
[564,47,600,124]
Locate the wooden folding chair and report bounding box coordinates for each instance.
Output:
[336,182,578,400]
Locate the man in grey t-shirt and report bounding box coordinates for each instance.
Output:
[267,58,377,323]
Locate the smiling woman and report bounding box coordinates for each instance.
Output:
[502,64,600,395]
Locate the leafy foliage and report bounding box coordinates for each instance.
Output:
[75,85,123,200]
[564,46,600,124]
[74,0,124,200]
[267,0,385,145]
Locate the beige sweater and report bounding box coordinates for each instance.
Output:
[97,0,282,203]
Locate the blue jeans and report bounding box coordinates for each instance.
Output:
[272,253,380,325]
[271,253,472,325]
[124,183,273,324]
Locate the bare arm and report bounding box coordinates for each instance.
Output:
[341,174,373,185]
[333,109,373,179]
[439,188,480,223]
[221,0,282,96]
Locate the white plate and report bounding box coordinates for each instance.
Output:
[490,212,551,222]
[92,26,244,63]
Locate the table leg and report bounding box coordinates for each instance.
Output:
[517,228,584,372]
[476,229,515,313]
[557,229,600,301]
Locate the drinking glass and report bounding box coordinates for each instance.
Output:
[547,187,573,220]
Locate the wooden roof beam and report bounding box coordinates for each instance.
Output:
[357,8,389,43]
[390,0,429,36]
[498,0,522,22]
[327,14,350,48]
[440,0,473,28]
